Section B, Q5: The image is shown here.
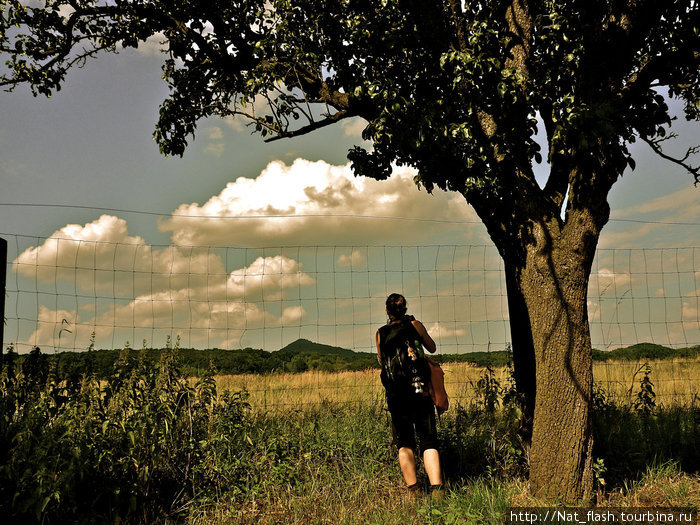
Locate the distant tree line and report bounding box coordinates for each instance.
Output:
[2,341,697,382]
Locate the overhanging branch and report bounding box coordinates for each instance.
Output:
[642,135,700,185]
[263,110,353,142]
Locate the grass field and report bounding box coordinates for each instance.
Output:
[2,348,698,524]
[213,357,700,410]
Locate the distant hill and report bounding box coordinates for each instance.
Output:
[277,339,364,358]
[592,343,699,361]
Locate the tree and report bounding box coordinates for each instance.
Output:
[1,0,698,501]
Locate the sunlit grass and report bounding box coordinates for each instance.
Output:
[212,358,700,410]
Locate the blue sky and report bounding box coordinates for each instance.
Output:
[1,46,699,353]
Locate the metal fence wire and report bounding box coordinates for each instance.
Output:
[2,234,699,408]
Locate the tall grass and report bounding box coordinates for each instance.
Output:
[213,358,700,411]
[0,346,697,524]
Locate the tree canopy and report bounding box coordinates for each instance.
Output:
[3,2,697,222]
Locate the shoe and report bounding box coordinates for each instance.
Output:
[406,482,422,500]
[428,484,444,501]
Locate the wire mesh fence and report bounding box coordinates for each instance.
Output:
[2,233,699,408]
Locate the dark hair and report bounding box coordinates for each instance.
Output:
[386,293,407,319]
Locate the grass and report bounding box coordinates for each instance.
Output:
[193,359,700,524]
[182,401,699,525]
[212,357,700,411]
[3,346,697,524]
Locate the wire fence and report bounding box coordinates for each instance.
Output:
[2,233,699,408]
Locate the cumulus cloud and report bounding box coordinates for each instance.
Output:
[337,250,365,268]
[160,158,481,246]
[204,142,225,157]
[203,126,226,157]
[14,215,148,284]
[18,306,78,351]
[12,216,316,350]
[682,301,699,322]
[136,32,168,55]
[589,267,632,296]
[425,322,468,340]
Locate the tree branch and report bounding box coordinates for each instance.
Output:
[642,135,700,184]
[263,110,353,142]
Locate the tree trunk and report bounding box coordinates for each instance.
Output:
[504,263,536,441]
[510,220,596,502]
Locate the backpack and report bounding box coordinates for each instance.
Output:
[379,320,430,397]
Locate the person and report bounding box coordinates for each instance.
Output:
[376,293,443,497]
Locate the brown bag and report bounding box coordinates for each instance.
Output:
[426,357,449,414]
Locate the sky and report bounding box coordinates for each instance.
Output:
[1,45,699,354]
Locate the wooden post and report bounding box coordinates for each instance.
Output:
[0,237,6,369]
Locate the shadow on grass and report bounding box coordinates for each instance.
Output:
[435,400,699,492]
[593,404,700,486]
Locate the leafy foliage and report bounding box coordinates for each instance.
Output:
[632,362,657,414]
[0,338,253,523]
[1,1,697,203]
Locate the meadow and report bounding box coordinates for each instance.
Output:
[1,346,698,524]
[214,357,700,410]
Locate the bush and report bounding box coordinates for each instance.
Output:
[0,340,252,524]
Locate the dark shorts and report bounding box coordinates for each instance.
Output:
[388,395,438,452]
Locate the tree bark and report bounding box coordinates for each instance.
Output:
[511,218,596,502]
[504,262,536,440]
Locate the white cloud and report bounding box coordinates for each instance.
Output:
[341,118,368,138]
[14,215,148,284]
[160,158,480,246]
[589,267,632,295]
[337,250,365,268]
[203,126,225,156]
[601,187,700,248]
[426,322,468,339]
[136,32,168,56]
[12,217,316,350]
[223,115,246,132]
[204,142,225,157]
[682,301,699,322]
[18,306,78,351]
[279,305,306,325]
[587,300,601,321]
[208,127,224,140]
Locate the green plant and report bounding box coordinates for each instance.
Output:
[471,363,503,413]
[632,362,657,414]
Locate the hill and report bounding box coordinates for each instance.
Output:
[277,339,360,358]
[592,343,699,361]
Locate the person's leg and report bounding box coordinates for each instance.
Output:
[423,448,442,486]
[398,447,418,486]
[414,397,442,486]
[389,399,419,488]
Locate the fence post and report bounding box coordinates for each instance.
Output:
[0,237,6,369]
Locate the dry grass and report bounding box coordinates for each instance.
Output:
[213,357,700,411]
[593,357,700,407]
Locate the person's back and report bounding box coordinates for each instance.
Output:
[377,318,430,402]
[376,293,443,498]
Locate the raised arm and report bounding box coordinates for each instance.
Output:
[411,320,436,354]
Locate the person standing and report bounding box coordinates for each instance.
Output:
[376,293,443,497]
